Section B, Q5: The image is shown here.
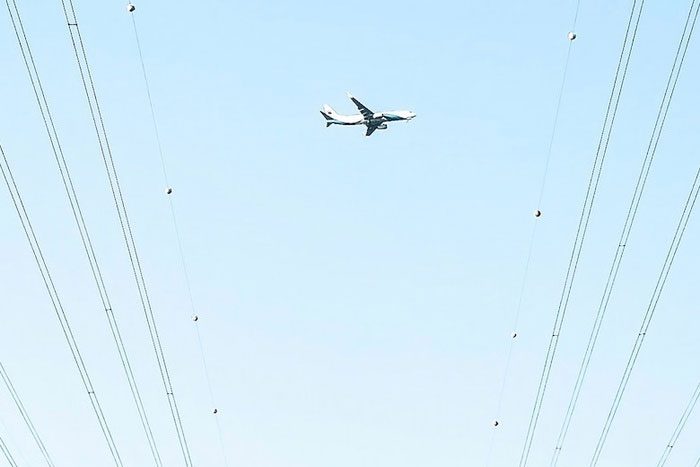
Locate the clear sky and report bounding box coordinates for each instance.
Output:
[0,0,699,466]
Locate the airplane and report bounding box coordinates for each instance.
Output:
[320,93,416,137]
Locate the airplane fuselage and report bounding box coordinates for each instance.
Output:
[323,111,415,126]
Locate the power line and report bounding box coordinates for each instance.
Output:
[535,2,583,212]
[550,1,700,464]
[518,1,646,465]
[0,142,123,465]
[0,416,19,467]
[589,166,700,466]
[485,1,582,464]
[656,379,700,466]
[0,360,54,466]
[0,434,18,467]
[126,6,229,465]
[127,8,169,186]
[5,0,165,464]
[57,0,193,464]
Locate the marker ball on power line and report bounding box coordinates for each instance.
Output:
[534,209,542,218]
[568,31,577,41]
[127,3,136,12]
[166,187,173,195]
[192,314,199,322]
[493,420,499,427]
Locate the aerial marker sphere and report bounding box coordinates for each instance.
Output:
[568,31,577,41]
[127,3,135,12]
[534,209,542,218]
[192,314,199,322]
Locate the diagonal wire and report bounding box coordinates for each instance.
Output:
[0,416,19,467]
[535,0,583,212]
[57,0,193,464]
[0,360,53,466]
[0,142,123,466]
[485,1,583,465]
[519,1,645,465]
[589,165,700,466]
[4,0,165,464]
[550,1,700,464]
[656,379,700,467]
[0,435,18,467]
[128,8,229,465]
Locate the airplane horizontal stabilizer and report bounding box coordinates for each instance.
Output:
[320,110,334,127]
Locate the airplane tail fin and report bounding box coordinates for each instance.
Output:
[320,105,336,127]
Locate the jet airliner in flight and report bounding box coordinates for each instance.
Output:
[320,93,416,137]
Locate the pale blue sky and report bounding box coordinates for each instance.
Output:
[1,1,700,466]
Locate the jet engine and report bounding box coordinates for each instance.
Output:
[377,124,388,130]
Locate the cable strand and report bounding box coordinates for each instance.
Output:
[5,0,169,463]
[58,0,194,463]
[656,379,700,467]
[549,1,700,463]
[0,142,123,466]
[127,9,229,466]
[589,164,700,466]
[518,1,645,465]
[484,2,583,465]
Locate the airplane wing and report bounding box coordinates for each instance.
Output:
[347,93,374,120]
[365,123,379,137]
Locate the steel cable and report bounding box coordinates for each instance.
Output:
[589,166,700,465]
[57,0,193,463]
[656,379,700,467]
[5,0,166,463]
[485,2,583,465]
[0,142,123,466]
[518,1,646,465]
[127,7,229,465]
[0,360,53,466]
[550,1,700,464]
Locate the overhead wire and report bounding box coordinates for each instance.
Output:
[518,1,646,465]
[57,0,193,464]
[0,7,56,464]
[589,157,700,465]
[535,2,583,212]
[126,6,229,465]
[485,1,582,464]
[0,412,23,467]
[0,142,123,466]
[549,0,700,464]
[4,0,165,464]
[0,414,36,467]
[0,434,18,467]
[0,360,53,466]
[656,379,700,466]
